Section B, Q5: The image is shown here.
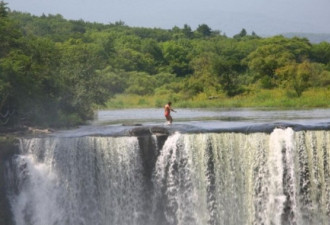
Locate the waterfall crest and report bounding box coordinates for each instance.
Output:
[4,129,330,225]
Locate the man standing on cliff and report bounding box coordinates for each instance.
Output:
[164,102,176,125]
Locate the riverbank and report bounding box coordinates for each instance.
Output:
[104,88,330,109]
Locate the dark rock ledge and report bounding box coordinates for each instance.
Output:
[128,126,170,137]
[0,136,18,225]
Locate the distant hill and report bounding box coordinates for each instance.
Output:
[282,33,330,43]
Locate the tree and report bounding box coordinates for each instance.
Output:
[276,61,317,97]
[196,24,212,37]
[161,40,192,76]
[125,72,156,95]
[213,56,244,96]
[140,39,163,73]
[310,42,330,65]
[95,66,128,96]
[57,39,111,124]
[251,31,258,37]
[233,28,247,39]
[246,42,295,88]
[184,52,220,96]
[245,36,312,88]
[0,36,62,126]
[153,72,176,87]
[0,1,8,18]
[71,20,86,34]
[182,24,193,39]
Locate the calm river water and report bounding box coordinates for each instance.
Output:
[53,108,330,137]
[96,108,330,126]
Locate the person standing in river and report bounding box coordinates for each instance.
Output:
[164,102,176,125]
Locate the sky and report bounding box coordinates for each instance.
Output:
[5,0,330,37]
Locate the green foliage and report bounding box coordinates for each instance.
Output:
[211,55,244,96]
[310,42,330,64]
[56,39,113,121]
[1,5,329,128]
[153,72,176,87]
[0,16,62,125]
[161,40,193,76]
[183,52,220,96]
[182,24,193,39]
[317,70,330,87]
[245,36,312,89]
[246,43,295,79]
[0,1,8,18]
[276,61,320,96]
[108,88,330,109]
[126,72,156,95]
[196,24,212,37]
[96,66,129,94]
[233,28,247,39]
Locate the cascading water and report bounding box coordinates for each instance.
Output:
[4,128,330,225]
[5,136,150,225]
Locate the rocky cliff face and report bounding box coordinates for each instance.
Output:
[0,137,19,225]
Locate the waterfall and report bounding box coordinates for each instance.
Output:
[4,129,330,225]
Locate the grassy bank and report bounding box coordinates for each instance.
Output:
[104,88,330,109]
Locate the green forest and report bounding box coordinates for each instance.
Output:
[0,1,329,128]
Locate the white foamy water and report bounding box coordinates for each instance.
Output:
[4,129,330,225]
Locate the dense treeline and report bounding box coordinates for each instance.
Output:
[0,1,329,128]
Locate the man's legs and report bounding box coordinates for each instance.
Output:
[165,115,172,124]
[169,115,173,124]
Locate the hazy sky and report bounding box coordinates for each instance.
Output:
[5,0,330,36]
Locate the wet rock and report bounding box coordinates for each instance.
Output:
[150,126,169,136]
[129,127,152,136]
[129,126,169,137]
[122,123,142,126]
[0,137,18,225]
